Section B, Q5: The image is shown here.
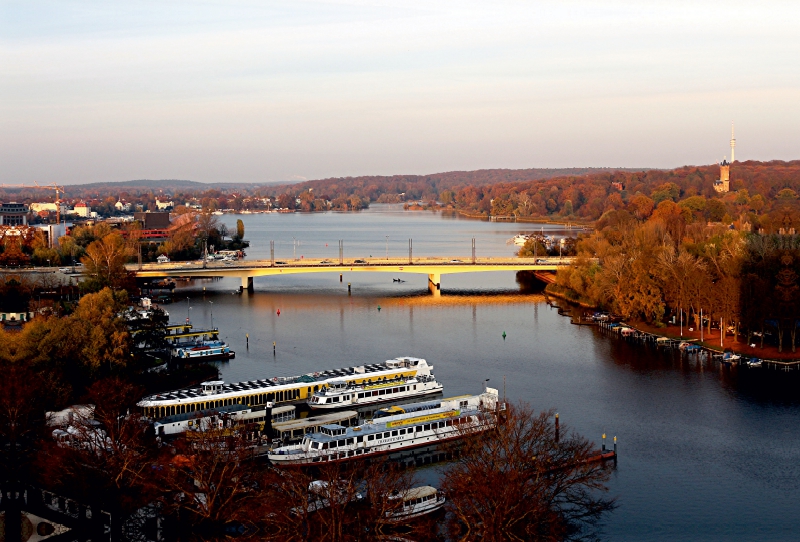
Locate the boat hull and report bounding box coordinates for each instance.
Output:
[178,351,235,362]
[268,422,490,467]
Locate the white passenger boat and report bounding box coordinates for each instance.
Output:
[387,486,445,520]
[138,356,434,421]
[511,234,530,246]
[308,372,442,410]
[268,388,502,466]
[174,340,235,361]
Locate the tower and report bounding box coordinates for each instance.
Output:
[730,122,735,163]
[714,156,730,193]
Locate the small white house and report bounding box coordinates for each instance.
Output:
[157,254,170,263]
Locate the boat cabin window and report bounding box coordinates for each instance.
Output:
[392,430,398,436]
[320,424,346,437]
[368,435,374,441]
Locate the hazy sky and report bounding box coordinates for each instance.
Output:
[2,0,799,184]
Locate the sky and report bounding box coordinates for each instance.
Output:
[2,0,799,185]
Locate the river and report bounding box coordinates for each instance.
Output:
[170,205,800,541]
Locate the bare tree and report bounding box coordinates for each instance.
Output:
[442,404,615,541]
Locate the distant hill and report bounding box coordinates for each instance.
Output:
[271,167,649,193]
[62,178,293,192]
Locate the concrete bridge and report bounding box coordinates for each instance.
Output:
[129,256,573,296]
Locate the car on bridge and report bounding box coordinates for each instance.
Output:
[353,259,367,264]
[274,261,287,265]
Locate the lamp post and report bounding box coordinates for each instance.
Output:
[186,297,192,325]
[385,236,389,260]
[293,237,297,261]
[209,301,214,330]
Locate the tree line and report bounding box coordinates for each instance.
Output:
[551,193,800,352]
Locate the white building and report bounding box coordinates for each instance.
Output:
[73,202,91,217]
[155,198,174,210]
[30,202,69,215]
[115,199,132,212]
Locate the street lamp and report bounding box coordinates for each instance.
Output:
[385,236,389,260]
[292,237,297,261]
[209,301,214,330]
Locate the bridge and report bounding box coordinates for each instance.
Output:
[129,257,572,295]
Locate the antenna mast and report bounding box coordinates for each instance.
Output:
[730,122,735,163]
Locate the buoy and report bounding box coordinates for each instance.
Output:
[502,331,507,340]
[277,309,281,315]
[377,305,381,312]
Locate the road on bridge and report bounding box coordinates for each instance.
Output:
[129,256,575,295]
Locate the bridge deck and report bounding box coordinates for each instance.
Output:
[129,257,571,279]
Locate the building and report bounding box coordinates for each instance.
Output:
[30,202,69,215]
[0,202,29,226]
[713,124,736,194]
[155,198,174,211]
[115,199,132,212]
[134,211,171,230]
[714,159,730,193]
[73,202,91,217]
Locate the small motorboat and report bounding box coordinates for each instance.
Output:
[386,486,446,520]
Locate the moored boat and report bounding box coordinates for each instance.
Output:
[511,234,530,246]
[308,373,442,410]
[267,387,503,466]
[387,486,445,520]
[174,340,235,361]
[138,356,435,421]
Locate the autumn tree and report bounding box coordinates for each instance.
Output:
[36,377,158,539]
[442,404,614,541]
[81,232,133,290]
[255,457,430,542]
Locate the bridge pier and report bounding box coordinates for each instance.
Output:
[428,273,441,296]
[240,276,254,292]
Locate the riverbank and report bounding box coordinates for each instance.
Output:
[543,284,598,309]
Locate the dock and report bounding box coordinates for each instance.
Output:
[596,320,800,371]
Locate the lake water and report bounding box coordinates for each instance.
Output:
[171,206,800,541]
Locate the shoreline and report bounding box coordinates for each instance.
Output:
[548,295,800,368]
